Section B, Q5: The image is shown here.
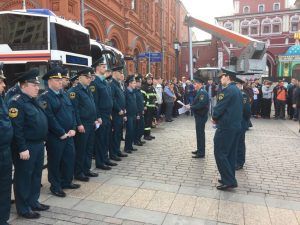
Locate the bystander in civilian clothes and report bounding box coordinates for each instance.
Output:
[274,81,287,120]
[163,83,176,122]
[261,81,273,119]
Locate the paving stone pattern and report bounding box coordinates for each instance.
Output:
[9,116,300,225]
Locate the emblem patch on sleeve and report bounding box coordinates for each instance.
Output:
[243,97,247,104]
[69,92,76,99]
[9,108,18,118]
[89,86,96,92]
[218,93,224,101]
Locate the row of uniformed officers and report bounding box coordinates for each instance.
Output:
[187,68,251,191]
[0,58,158,223]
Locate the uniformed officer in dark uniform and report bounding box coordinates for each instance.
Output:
[68,67,98,182]
[61,67,70,91]
[212,68,243,191]
[186,76,209,159]
[38,67,80,198]
[90,57,117,170]
[0,63,14,225]
[110,67,128,160]
[124,75,138,153]
[142,74,157,140]
[8,68,50,219]
[134,75,146,146]
[235,77,251,170]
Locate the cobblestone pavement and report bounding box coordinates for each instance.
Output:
[9,116,300,225]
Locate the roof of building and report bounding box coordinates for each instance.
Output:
[285,45,300,56]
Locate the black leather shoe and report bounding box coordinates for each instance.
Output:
[117,152,128,157]
[85,171,98,177]
[130,148,138,151]
[105,160,118,166]
[140,141,146,144]
[121,137,125,141]
[235,165,243,171]
[50,187,66,198]
[150,135,155,139]
[191,151,198,155]
[124,149,132,154]
[96,164,112,170]
[110,155,122,161]
[32,203,50,211]
[218,179,223,184]
[216,184,237,191]
[75,175,89,182]
[63,183,81,189]
[20,211,40,219]
[192,155,205,159]
[144,136,152,141]
[134,142,143,146]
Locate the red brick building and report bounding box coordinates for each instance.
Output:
[0,0,189,80]
[180,0,300,79]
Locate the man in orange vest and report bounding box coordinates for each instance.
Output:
[274,80,287,120]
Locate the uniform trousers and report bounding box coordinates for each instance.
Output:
[14,142,44,214]
[47,135,75,191]
[125,116,136,150]
[195,115,208,156]
[214,128,240,186]
[135,115,144,143]
[110,113,123,156]
[95,117,111,166]
[74,122,95,177]
[0,147,12,224]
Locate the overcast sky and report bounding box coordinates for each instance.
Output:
[180,0,295,40]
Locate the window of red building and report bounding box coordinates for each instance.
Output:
[262,18,271,34]
[250,19,259,35]
[241,20,249,35]
[273,3,280,11]
[243,6,250,14]
[290,15,300,32]
[258,4,265,13]
[272,17,282,33]
[224,21,233,30]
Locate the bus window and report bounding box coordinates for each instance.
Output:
[0,14,48,50]
[50,23,90,56]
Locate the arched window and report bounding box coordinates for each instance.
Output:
[273,3,280,11]
[290,15,300,32]
[240,20,250,35]
[258,4,265,13]
[243,6,250,14]
[250,19,260,35]
[261,18,271,34]
[272,17,282,33]
[224,21,233,30]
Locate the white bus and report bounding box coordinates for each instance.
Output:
[0,9,91,86]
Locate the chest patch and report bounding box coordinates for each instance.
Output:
[243,97,247,104]
[69,92,76,99]
[218,93,224,101]
[9,108,18,118]
[199,94,204,101]
[90,86,96,92]
[40,101,47,109]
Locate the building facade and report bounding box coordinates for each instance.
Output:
[180,0,300,80]
[0,0,189,80]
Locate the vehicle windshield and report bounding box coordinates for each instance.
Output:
[0,13,48,50]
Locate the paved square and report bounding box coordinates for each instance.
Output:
[9,116,300,225]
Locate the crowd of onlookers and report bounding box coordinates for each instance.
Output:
[152,76,300,131]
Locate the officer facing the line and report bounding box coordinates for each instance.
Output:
[8,68,50,219]
[38,67,80,198]
[68,67,99,182]
[212,68,243,191]
[185,76,209,159]
[0,63,14,225]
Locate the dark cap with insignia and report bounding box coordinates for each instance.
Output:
[219,68,237,78]
[42,66,63,80]
[193,74,205,84]
[111,65,124,72]
[0,62,5,80]
[69,73,78,82]
[77,67,94,77]
[61,68,69,79]
[16,68,40,84]
[234,76,245,84]
[92,56,106,68]
[125,75,135,84]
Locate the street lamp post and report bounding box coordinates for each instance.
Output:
[174,39,181,80]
